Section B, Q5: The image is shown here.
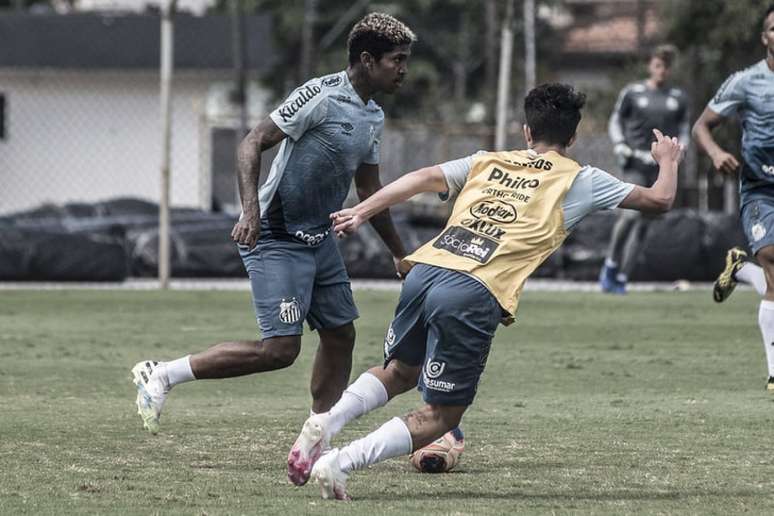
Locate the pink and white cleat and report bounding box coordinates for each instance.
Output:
[311,449,351,501]
[287,414,330,486]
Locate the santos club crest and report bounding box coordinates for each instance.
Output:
[279,298,301,324]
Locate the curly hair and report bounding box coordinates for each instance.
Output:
[524,83,587,147]
[347,12,416,65]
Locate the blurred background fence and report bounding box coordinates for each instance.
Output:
[0,0,765,281]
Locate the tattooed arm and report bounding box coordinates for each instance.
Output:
[230,117,288,248]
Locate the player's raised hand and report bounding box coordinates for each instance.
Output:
[710,149,741,175]
[330,208,365,238]
[650,129,685,165]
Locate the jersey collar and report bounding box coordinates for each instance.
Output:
[341,70,369,108]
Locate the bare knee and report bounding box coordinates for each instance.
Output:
[756,247,774,296]
[757,247,774,269]
[262,335,301,369]
[319,323,356,352]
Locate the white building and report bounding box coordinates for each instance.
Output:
[75,0,217,16]
[0,12,273,215]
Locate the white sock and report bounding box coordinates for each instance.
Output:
[325,372,388,437]
[165,355,195,387]
[605,258,618,269]
[757,301,774,378]
[736,262,767,296]
[337,417,413,473]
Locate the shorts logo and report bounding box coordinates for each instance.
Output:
[279,298,301,324]
[425,360,445,379]
[423,360,455,392]
[752,223,767,242]
[762,164,774,176]
[384,325,396,356]
[432,226,499,264]
[295,229,329,246]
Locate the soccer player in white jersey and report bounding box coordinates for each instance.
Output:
[286,83,684,500]
[130,14,415,437]
[693,4,774,391]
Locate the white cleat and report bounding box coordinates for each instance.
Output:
[287,414,330,486]
[311,449,351,501]
[131,360,169,435]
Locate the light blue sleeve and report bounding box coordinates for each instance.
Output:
[563,166,635,231]
[437,153,477,201]
[269,79,328,141]
[707,71,746,118]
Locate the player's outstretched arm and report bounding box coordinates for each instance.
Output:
[618,129,684,213]
[354,163,409,271]
[230,117,287,248]
[332,165,448,237]
[692,107,740,175]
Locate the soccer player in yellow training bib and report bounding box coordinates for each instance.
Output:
[288,83,685,500]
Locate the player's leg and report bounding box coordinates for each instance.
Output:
[305,236,362,413]
[740,199,774,390]
[131,239,314,434]
[312,404,467,500]
[715,199,769,302]
[601,209,639,293]
[734,256,767,296]
[618,212,652,289]
[712,247,766,302]
[310,266,499,499]
[754,244,774,390]
[287,263,430,485]
[309,323,356,413]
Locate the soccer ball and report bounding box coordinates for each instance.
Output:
[409,427,464,473]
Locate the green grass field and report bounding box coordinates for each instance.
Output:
[2,288,774,515]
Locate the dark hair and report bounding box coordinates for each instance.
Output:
[650,44,678,67]
[347,12,416,66]
[764,3,774,30]
[523,83,586,147]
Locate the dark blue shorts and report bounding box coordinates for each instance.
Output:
[740,197,774,254]
[238,235,358,339]
[383,264,501,406]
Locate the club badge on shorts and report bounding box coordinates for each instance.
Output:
[752,223,767,242]
[279,298,301,324]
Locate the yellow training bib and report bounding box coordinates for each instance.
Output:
[405,149,582,317]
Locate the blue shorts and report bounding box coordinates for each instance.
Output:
[740,197,774,254]
[383,264,501,406]
[238,235,358,339]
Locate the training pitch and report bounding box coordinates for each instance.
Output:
[1,289,773,515]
